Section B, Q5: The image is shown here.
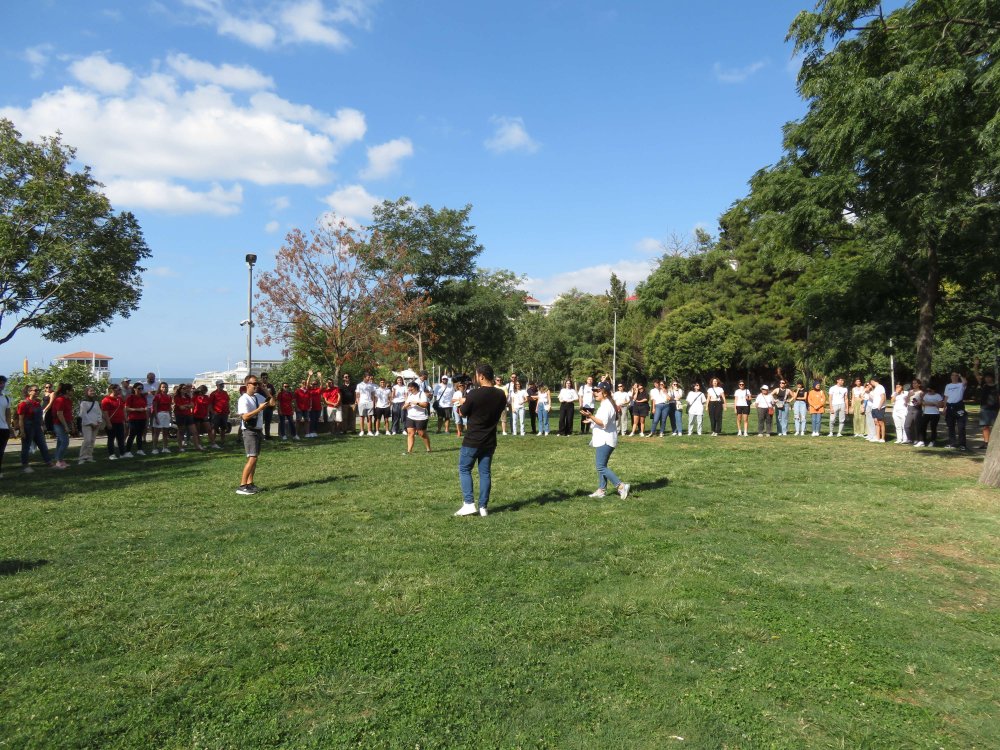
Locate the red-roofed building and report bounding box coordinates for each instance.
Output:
[55,351,112,380]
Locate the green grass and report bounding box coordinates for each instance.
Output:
[1,420,997,749]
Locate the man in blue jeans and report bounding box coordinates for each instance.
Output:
[454,364,507,518]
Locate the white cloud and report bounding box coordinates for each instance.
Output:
[249,92,366,143]
[104,179,243,215]
[713,60,767,84]
[181,0,377,50]
[148,266,180,278]
[522,259,657,304]
[271,196,291,211]
[166,53,274,90]
[635,237,663,255]
[281,0,350,48]
[23,44,53,78]
[69,53,133,94]
[322,184,380,222]
[265,220,281,233]
[485,115,540,154]
[360,137,413,179]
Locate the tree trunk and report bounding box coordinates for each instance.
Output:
[416,331,424,372]
[979,436,1000,488]
[913,247,940,384]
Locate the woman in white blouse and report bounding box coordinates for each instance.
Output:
[580,383,630,499]
[686,382,707,435]
[557,379,577,436]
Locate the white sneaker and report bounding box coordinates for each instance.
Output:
[23,466,34,473]
[914,441,925,447]
[454,503,477,517]
[293,436,300,441]
[135,450,146,456]
[122,452,134,458]
[281,436,288,441]
[479,507,488,517]
[367,432,375,437]
[617,482,630,500]
[589,489,607,498]
[109,455,118,461]
[161,447,171,454]
[151,449,160,455]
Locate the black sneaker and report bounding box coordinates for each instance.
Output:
[236,485,254,495]
[246,483,261,493]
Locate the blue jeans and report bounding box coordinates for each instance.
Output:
[458,445,494,509]
[537,405,549,434]
[21,418,51,466]
[595,444,621,490]
[54,422,70,461]
[811,413,822,433]
[666,403,678,433]
[775,406,789,435]
[793,401,807,432]
[651,403,668,434]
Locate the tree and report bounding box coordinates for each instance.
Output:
[256,218,428,379]
[754,0,1000,382]
[0,119,151,346]
[367,198,485,369]
[5,361,105,403]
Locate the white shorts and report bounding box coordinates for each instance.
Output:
[154,412,172,429]
[357,404,373,417]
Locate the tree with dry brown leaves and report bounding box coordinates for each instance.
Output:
[256,218,428,378]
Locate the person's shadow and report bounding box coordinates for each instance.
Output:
[495,477,670,513]
[0,559,50,576]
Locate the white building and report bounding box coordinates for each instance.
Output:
[55,351,112,380]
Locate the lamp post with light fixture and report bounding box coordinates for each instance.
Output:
[245,253,257,378]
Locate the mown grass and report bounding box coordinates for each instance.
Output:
[1,418,997,749]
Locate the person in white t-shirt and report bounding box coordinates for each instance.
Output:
[355,373,377,436]
[581,383,629,499]
[827,377,850,437]
[943,371,968,450]
[389,376,408,435]
[649,381,668,437]
[373,379,392,435]
[733,380,752,437]
[705,377,726,435]
[578,376,596,434]
[891,382,909,443]
[510,379,529,436]
[236,374,274,495]
[754,385,775,436]
[557,379,578,436]
[434,376,455,435]
[403,381,432,453]
[686,382,707,435]
[868,377,887,443]
[916,383,944,447]
[668,381,684,435]
[612,383,632,436]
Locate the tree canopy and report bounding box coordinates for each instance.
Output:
[0,119,151,347]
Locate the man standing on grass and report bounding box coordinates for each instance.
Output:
[454,364,508,518]
[828,376,849,437]
[237,374,274,496]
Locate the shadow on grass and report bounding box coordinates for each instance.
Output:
[1,462,212,501]
[0,559,50,576]
[272,474,359,490]
[496,478,672,514]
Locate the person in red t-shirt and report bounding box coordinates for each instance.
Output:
[173,383,204,452]
[276,382,299,440]
[322,379,341,434]
[207,380,231,449]
[294,379,311,435]
[124,383,149,456]
[18,385,54,471]
[150,382,173,454]
[101,384,127,460]
[50,383,75,468]
[308,370,323,438]
[193,385,211,443]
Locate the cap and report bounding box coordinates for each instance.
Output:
[215,379,225,385]
[761,385,770,390]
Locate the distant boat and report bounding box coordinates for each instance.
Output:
[193,359,286,388]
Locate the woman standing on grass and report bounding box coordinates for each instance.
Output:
[807,381,827,436]
[792,381,808,435]
[917,384,943,447]
[151,382,173,454]
[706,377,726,435]
[581,383,630,499]
[403,381,432,454]
[101,384,127,460]
[0,376,11,478]
[124,383,148,456]
[535,384,551,436]
[686,382,707,435]
[77,385,102,464]
[18,385,54,472]
[557,379,577,437]
[891,382,909,443]
[390,375,407,436]
[50,383,74,468]
[453,381,468,438]
[629,382,650,436]
[851,377,867,437]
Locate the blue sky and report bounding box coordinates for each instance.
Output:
[4,0,816,377]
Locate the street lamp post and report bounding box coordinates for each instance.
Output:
[245,253,257,378]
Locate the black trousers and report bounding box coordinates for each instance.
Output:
[708,401,724,433]
[528,405,537,434]
[126,419,146,452]
[945,404,966,447]
[559,403,574,436]
[107,423,126,456]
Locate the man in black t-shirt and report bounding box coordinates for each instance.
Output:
[454,364,507,517]
[340,374,357,434]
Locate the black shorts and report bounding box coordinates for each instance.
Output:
[374,407,391,420]
[871,408,885,420]
[212,413,229,430]
[176,414,194,427]
[434,404,450,419]
[736,406,751,415]
[405,418,428,431]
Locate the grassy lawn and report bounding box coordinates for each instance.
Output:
[1,418,997,749]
